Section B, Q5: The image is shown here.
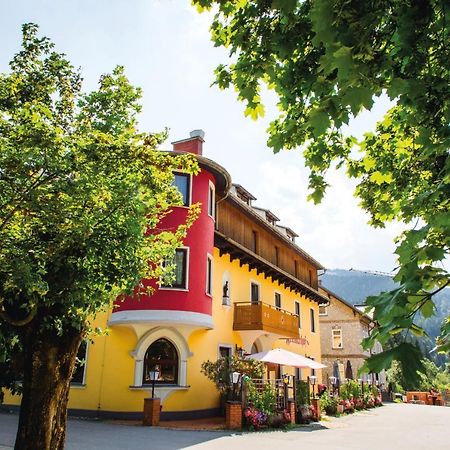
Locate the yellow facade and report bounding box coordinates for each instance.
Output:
[4,248,322,416]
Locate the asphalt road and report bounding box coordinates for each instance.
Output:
[1,403,449,450]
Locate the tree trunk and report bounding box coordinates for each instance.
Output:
[14,326,83,450]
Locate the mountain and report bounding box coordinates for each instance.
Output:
[321,269,449,340]
[321,268,397,305]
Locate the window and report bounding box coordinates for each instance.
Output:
[206,254,213,296]
[295,301,301,328]
[319,305,328,316]
[275,292,281,310]
[71,341,88,385]
[174,172,191,206]
[332,329,343,349]
[219,346,232,359]
[251,230,258,253]
[251,282,260,304]
[208,182,215,217]
[143,338,178,385]
[274,246,279,266]
[310,308,315,333]
[161,248,188,289]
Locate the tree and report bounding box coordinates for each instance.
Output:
[0,24,198,450]
[194,0,450,381]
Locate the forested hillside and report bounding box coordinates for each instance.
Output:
[321,269,449,341]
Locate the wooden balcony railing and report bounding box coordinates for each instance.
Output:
[233,301,299,338]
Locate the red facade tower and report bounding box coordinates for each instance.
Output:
[111,131,231,330]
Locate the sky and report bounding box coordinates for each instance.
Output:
[0,0,405,273]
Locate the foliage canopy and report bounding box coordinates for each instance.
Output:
[0,23,198,448]
[201,355,264,397]
[194,0,450,381]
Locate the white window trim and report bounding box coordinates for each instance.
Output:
[274,291,282,310]
[71,341,89,386]
[208,180,215,219]
[159,246,190,291]
[250,279,261,303]
[130,328,190,388]
[206,253,213,297]
[218,344,233,359]
[332,328,343,349]
[173,172,193,208]
[319,305,328,316]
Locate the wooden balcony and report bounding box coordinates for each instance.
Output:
[233,302,299,338]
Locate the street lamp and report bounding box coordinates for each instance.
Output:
[148,368,160,399]
[309,375,317,398]
[230,371,241,400]
[329,376,337,394]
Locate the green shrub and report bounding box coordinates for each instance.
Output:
[246,380,277,416]
[340,380,361,400]
[201,356,264,399]
[320,391,338,415]
[296,380,310,406]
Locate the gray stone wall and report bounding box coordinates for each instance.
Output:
[319,289,373,383]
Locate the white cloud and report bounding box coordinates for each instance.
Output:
[255,157,403,272]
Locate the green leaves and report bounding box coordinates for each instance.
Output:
[195,0,450,380]
[361,343,425,386]
[369,171,393,185]
[309,108,329,137]
[0,24,199,392]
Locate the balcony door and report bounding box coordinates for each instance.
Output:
[251,282,260,304]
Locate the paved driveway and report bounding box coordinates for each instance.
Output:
[1,403,449,449]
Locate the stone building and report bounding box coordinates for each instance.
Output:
[318,285,385,386]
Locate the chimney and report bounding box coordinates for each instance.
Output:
[171,129,205,155]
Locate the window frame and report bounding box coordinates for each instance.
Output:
[160,247,189,291]
[251,230,258,254]
[71,340,89,386]
[295,301,301,329]
[206,253,213,296]
[310,308,316,333]
[218,345,233,359]
[332,328,343,349]
[208,180,215,219]
[173,172,192,207]
[274,291,282,310]
[142,338,179,385]
[250,281,260,304]
[319,305,328,316]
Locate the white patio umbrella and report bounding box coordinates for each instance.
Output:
[247,348,326,369]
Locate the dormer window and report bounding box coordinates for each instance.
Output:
[234,184,256,206]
